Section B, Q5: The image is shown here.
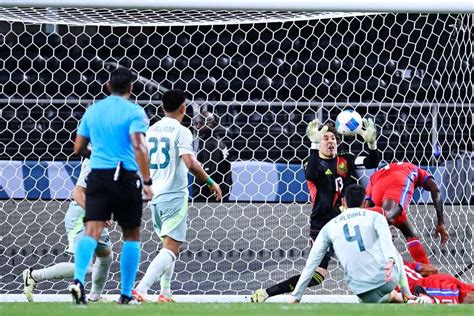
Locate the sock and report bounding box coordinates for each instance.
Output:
[135,248,176,294]
[32,262,75,281]
[90,253,113,296]
[266,271,324,297]
[74,235,98,284]
[120,241,141,297]
[160,260,176,297]
[407,238,430,264]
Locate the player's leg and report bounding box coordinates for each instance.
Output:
[357,281,397,303]
[252,250,329,303]
[22,262,77,302]
[134,236,178,301]
[89,229,113,302]
[383,192,430,264]
[115,171,144,305]
[396,220,430,264]
[70,171,111,304]
[159,260,176,302]
[69,221,104,304]
[134,200,186,302]
[24,201,86,302]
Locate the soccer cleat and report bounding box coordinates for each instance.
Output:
[22,268,37,302]
[131,289,148,303]
[68,279,87,305]
[251,289,269,303]
[158,294,175,303]
[88,295,110,303]
[118,294,140,305]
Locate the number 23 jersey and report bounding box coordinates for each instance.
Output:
[146,117,194,200]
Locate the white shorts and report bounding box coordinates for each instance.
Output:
[150,194,188,242]
[64,202,111,254]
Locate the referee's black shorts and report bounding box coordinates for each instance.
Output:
[85,169,143,229]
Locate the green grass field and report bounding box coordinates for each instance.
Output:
[1,303,472,316]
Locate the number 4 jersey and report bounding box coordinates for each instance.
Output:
[293,208,399,298]
[146,117,194,199]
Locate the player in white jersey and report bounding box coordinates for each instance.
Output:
[291,184,422,304]
[22,158,112,302]
[133,89,222,303]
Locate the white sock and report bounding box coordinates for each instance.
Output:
[31,262,75,281]
[160,260,176,297]
[136,248,176,294]
[90,253,113,296]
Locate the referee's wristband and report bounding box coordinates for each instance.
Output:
[143,178,153,186]
[206,177,215,186]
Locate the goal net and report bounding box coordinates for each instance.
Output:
[0,4,472,300]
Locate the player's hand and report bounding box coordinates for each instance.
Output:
[358,118,377,149]
[103,220,113,228]
[434,223,449,245]
[142,184,154,202]
[208,182,222,202]
[384,259,395,282]
[306,119,328,146]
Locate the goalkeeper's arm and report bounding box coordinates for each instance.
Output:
[304,119,327,182]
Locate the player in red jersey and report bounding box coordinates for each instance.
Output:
[364,162,449,264]
[403,261,474,304]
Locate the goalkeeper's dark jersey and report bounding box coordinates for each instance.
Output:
[305,149,379,239]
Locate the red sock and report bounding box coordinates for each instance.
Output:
[407,238,430,264]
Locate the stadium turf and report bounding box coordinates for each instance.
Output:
[1,303,472,316]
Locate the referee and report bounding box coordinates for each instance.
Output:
[70,68,153,305]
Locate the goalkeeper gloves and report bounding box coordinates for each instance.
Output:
[306,119,328,150]
[358,118,377,150]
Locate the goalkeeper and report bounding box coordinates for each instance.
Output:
[252,118,379,302]
[22,158,112,302]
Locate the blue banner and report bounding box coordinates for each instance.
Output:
[0,160,468,203]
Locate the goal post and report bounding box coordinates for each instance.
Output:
[0,2,472,302]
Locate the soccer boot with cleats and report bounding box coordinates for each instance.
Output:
[22,268,38,302]
[68,279,87,305]
[118,294,140,305]
[251,289,269,303]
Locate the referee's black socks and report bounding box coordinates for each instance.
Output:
[266,271,325,297]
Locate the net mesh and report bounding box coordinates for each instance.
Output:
[0,9,472,296]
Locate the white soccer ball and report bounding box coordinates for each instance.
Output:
[335,110,363,136]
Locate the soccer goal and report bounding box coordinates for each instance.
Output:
[0,0,472,303]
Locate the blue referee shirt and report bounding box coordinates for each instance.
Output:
[77,95,149,171]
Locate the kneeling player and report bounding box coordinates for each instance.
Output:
[22,159,112,302]
[290,184,425,304]
[364,162,449,264]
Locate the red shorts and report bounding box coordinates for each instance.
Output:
[412,274,474,304]
[365,171,414,225]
